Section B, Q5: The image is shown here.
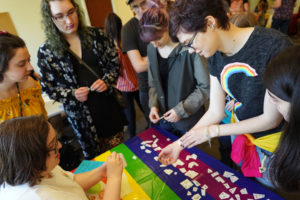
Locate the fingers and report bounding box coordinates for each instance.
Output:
[163,109,179,122]
[149,107,160,123]
[91,79,107,93]
[75,87,89,102]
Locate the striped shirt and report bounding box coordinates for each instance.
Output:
[116,48,139,92]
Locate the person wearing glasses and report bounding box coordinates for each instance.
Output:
[38,0,127,160]
[0,31,47,123]
[0,115,123,200]
[158,0,292,188]
[140,3,209,135]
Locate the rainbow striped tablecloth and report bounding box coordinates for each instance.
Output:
[95,126,283,200]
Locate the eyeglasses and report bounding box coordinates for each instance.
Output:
[52,7,77,22]
[48,133,59,154]
[183,32,198,50]
[130,0,147,11]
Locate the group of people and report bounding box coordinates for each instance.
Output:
[0,0,300,199]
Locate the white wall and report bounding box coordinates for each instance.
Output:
[0,0,90,72]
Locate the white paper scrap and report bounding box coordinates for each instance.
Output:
[180,179,193,190]
[164,169,173,175]
[223,183,230,189]
[235,194,241,200]
[132,155,137,160]
[187,191,192,196]
[173,159,184,167]
[240,188,248,195]
[193,180,200,187]
[229,187,237,194]
[186,153,197,161]
[229,175,239,183]
[193,187,198,192]
[152,135,156,138]
[215,176,225,183]
[145,149,152,154]
[141,140,152,145]
[140,145,145,150]
[202,184,208,190]
[223,171,234,178]
[207,168,213,173]
[192,194,201,200]
[154,147,161,151]
[253,193,265,199]
[154,156,158,161]
[185,170,199,179]
[211,171,219,177]
[179,168,187,173]
[188,161,199,168]
[201,189,206,196]
[219,192,230,199]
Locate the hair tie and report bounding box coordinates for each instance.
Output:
[0,30,8,35]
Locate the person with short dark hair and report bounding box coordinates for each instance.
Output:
[0,31,47,122]
[271,0,295,34]
[140,3,209,135]
[159,0,292,188]
[0,115,123,200]
[38,0,127,159]
[263,45,300,193]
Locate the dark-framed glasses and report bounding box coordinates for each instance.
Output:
[183,32,198,50]
[52,7,77,22]
[48,133,59,154]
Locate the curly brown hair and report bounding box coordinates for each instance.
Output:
[40,0,92,57]
[0,115,50,187]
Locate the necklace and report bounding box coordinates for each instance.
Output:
[16,83,23,117]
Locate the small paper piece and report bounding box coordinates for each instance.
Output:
[164,169,173,175]
[74,160,104,174]
[154,147,162,151]
[224,183,230,189]
[132,155,137,160]
[223,171,234,178]
[219,192,230,199]
[140,145,145,150]
[193,187,198,192]
[240,188,248,195]
[185,170,199,179]
[174,172,177,175]
[193,180,200,187]
[211,171,219,177]
[186,153,197,161]
[235,194,241,200]
[230,198,234,200]
[192,194,201,200]
[201,189,206,196]
[145,149,152,154]
[188,161,199,168]
[187,191,192,196]
[141,140,152,145]
[207,168,213,173]
[180,179,193,190]
[230,175,239,183]
[179,168,187,173]
[152,138,159,148]
[160,164,167,167]
[145,144,151,147]
[215,176,225,183]
[152,135,156,138]
[253,193,265,199]
[229,187,237,194]
[154,156,158,161]
[167,138,171,141]
[202,184,208,190]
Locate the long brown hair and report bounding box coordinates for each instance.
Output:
[0,115,50,187]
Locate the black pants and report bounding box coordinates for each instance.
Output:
[122,91,143,137]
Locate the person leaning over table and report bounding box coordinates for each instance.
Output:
[0,31,47,123]
[38,0,127,160]
[139,2,209,136]
[158,0,292,188]
[0,115,123,200]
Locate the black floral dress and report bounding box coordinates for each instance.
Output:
[38,27,126,159]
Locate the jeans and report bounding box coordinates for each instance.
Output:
[122,91,142,138]
[271,18,291,35]
[139,90,151,128]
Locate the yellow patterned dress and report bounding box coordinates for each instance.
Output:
[0,81,48,123]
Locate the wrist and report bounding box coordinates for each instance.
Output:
[208,125,220,138]
[176,139,184,150]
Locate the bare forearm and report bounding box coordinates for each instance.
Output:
[103,177,122,200]
[191,109,224,130]
[74,166,105,191]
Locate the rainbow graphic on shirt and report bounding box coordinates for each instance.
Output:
[221,62,258,111]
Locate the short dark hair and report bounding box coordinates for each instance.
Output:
[0,115,50,187]
[139,3,169,42]
[263,45,300,192]
[169,0,230,42]
[105,13,122,49]
[0,32,25,82]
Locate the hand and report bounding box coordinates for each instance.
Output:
[106,152,123,180]
[158,141,183,165]
[90,79,107,93]
[181,127,209,148]
[225,99,235,112]
[149,107,160,123]
[75,87,89,102]
[163,109,180,123]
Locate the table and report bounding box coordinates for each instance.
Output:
[94,126,283,200]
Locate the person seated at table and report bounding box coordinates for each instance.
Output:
[139,2,210,136]
[0,115,123,200]
[158,0,292,188]
[105,13,143,138]
[262,45,300,193]
[0,31,47,123]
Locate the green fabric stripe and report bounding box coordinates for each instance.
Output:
[112,144,180,200]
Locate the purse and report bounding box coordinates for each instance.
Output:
[68,49,126,109]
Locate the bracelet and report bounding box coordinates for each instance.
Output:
[177,139,184,148]
[206,127,211,147]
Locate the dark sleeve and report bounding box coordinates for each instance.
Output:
[208,54,220,77]
[121,21,139,53]
[95,28,120,87]
[269,34,293,60]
